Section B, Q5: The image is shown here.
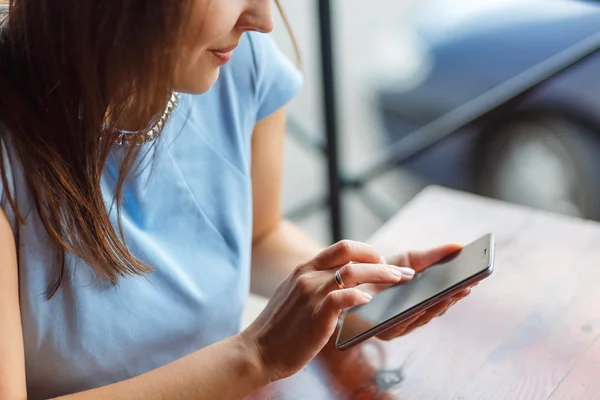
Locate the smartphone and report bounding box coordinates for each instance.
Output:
[335,233,495,350]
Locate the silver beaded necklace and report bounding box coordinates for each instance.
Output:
[114,92,181,146]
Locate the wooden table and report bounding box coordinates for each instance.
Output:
[249,186,600,400]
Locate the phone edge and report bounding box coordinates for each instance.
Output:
[335,232,496,351]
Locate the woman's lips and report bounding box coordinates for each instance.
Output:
[209,45,237,65]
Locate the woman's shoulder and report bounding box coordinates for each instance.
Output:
[222,31,303,121]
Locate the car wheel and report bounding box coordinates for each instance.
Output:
[476,114,600,220]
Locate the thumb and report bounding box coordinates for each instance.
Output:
[395,244,463,272]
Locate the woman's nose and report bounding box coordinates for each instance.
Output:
[237,0,274,34]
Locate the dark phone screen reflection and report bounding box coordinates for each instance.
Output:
[338,235,492,344]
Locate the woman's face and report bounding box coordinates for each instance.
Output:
[174,0,274,94]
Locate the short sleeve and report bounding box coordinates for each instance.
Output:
[247,32,303,121]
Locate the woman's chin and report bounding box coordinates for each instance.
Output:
[175,67,221,95]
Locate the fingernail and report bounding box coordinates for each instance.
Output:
[363,291,373,301]
[400,267,415,277]
[390,268,403,278]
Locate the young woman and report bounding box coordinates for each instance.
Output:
[0,0,470,398]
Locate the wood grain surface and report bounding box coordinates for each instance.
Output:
[249,186,600,400]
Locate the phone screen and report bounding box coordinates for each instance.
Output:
[337,234,493,346]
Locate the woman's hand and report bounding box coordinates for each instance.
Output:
[365,244,474,340]
[240,240,415,382]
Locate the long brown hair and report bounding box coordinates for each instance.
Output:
[0,0,297,298]
[0,0,190,297]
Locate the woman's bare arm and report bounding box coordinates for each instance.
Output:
[0,208,269,400]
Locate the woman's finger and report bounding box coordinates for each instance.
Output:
[316,288,373,322]
[310,240,383,271]
[378,289,472,340]
[438,300,457,316]
[425,287,469,311]
[382,296,454,340]
[420,298,455,321]
[324,263,415,292]
[400,313,438,336]
[394,244,463,273]
[393,299,454,337]
[376,310,426,341]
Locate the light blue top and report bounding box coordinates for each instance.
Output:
[0,32,302,399]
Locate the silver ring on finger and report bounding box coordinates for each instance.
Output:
[333,269,346,290]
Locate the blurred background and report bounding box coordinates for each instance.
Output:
[245,0,600,326]
[269,0,600,245]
